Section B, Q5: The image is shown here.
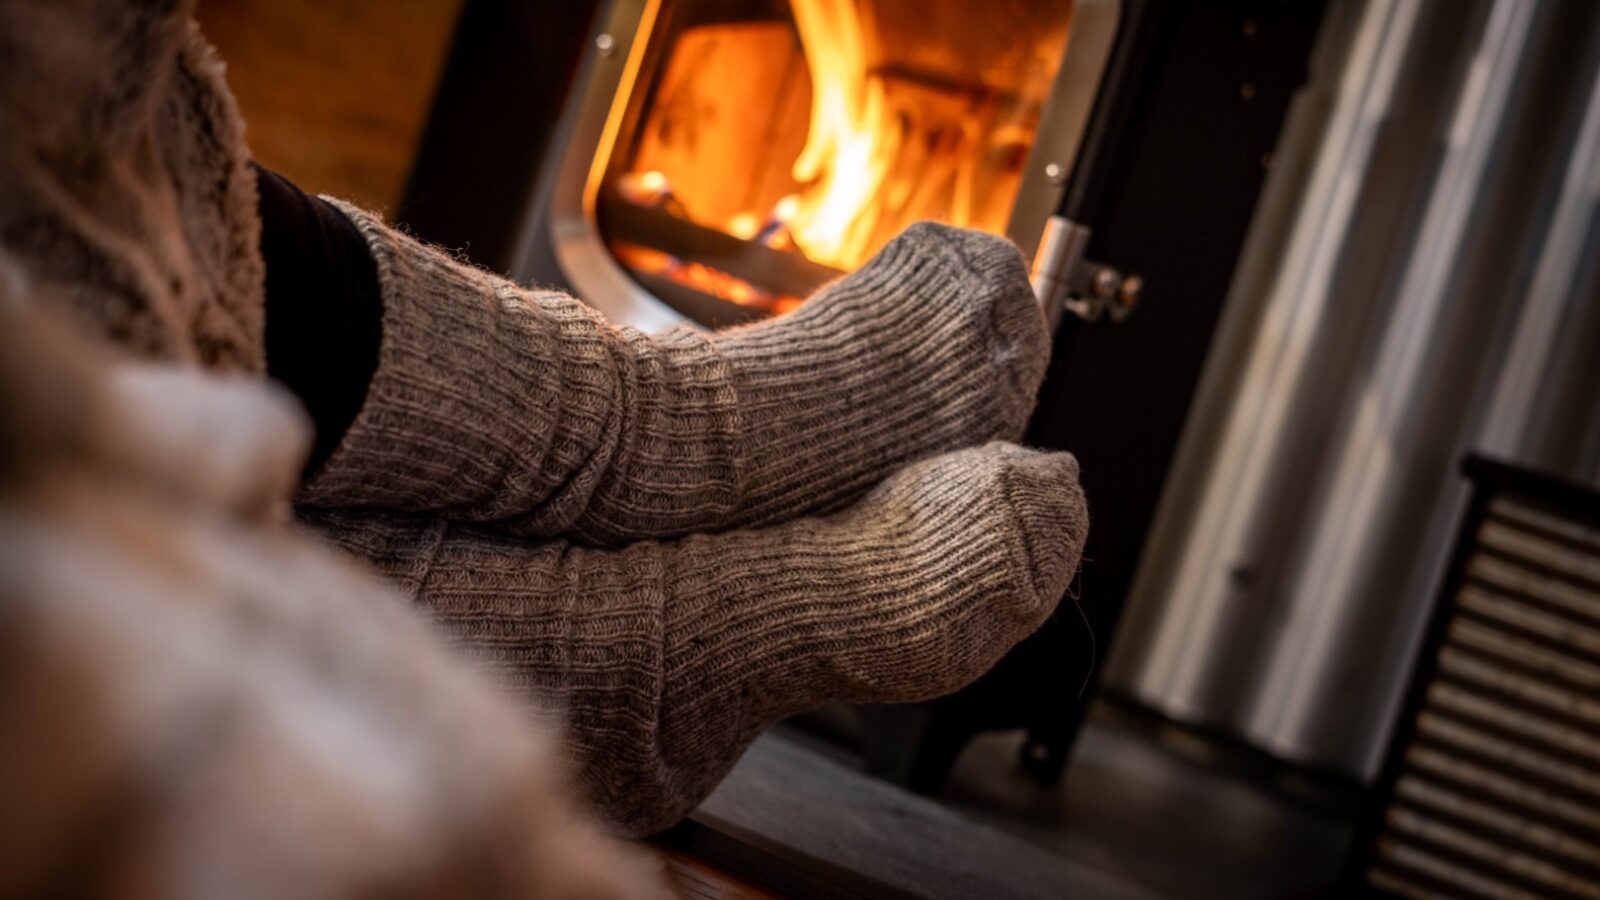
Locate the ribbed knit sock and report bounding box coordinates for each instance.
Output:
[304,441,1088,836]
[299,208,1050,546]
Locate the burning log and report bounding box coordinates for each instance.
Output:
[601,189,832,318]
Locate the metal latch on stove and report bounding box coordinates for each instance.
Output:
[1029,215,1142,330]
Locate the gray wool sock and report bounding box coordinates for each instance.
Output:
[298,209,1050,545]
[304,441,1088,836]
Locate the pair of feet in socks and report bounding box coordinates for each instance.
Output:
[298,212,1090,833]
[0,0,1089,835]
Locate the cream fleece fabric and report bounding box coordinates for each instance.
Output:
[300,207,1050,546]
[0,301,668,900]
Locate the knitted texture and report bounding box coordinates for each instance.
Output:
[0,1,265,371]
[299,207,1050,545]
[303,442,1088,836]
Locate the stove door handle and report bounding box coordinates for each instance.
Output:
[1029,214,1142,329]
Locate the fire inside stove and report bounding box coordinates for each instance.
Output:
[597,0,1076,322]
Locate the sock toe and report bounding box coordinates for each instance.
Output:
[831,441,1088,701]
[890,223,1051,440]
[991,443,1088,621]
[980,249,1052,440]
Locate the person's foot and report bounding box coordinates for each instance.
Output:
[302,211,1051,546]
[706,221,1052,530]
[306,440,1088,835]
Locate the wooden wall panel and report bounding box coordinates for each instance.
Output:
[196,0,464,212]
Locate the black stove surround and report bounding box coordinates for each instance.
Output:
[400,0,1331,793]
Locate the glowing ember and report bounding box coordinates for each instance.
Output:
[617,170,673,206]
[611,241,804,316]
[726,212,762,240]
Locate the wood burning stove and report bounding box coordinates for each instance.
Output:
[403,0,1331,795]
[530,0,1120,330]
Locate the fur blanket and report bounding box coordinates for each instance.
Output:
[0,289,667,898]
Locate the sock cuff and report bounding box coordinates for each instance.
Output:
[297,202,620,527]
[296,202,746,541]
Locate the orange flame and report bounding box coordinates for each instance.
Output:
[614,0,1076,300]
[786,0,897,268]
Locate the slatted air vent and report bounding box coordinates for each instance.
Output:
[1354,459,1600,899]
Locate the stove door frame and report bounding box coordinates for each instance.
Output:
[527,0,1122,328]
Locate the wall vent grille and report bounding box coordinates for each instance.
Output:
[1351,459,1600,899]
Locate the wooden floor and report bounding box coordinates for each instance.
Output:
[649,847,783,900]
[937,700,1361,898]
[683,727,1157,899]
[675,701,1360,898]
